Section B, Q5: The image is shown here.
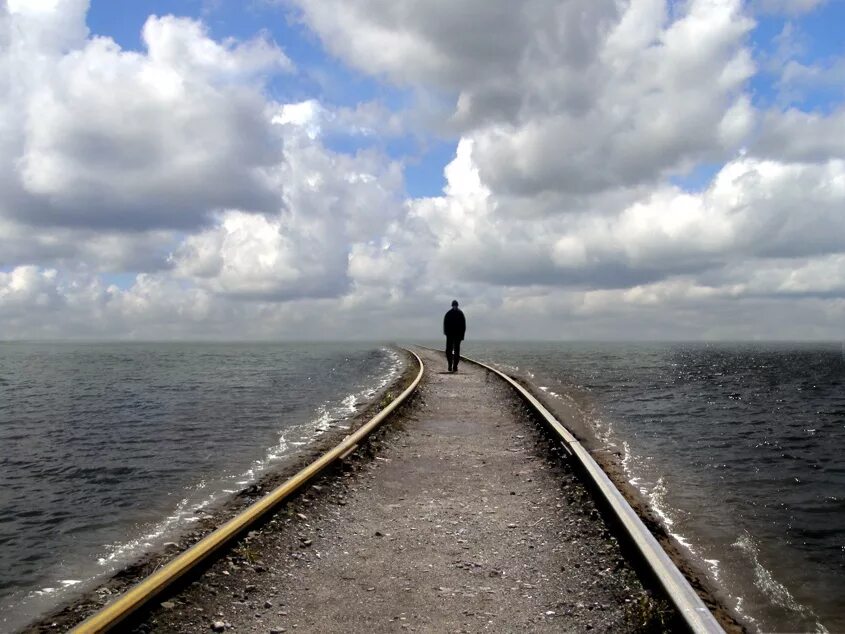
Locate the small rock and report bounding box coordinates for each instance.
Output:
[300,539,313,547]
[264,601,273,609]
[296,513,307,521]
[374,531,384,537]
[270,629,287,634]
[245,584,257,593]
[211,622,225,632]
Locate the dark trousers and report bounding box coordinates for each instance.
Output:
[445,337,461,370]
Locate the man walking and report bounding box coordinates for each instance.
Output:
[443,300,466,372]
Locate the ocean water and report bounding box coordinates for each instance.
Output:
[3,341,842,633]
[0,342,402,632]
[464,341,844,633]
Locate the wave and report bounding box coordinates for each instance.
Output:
[12,347,403,629]
[733,532,828,634]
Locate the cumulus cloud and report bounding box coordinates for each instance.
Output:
[3,5,290,232]
[170,105,406,300]
[752,108,845,161]
[294,0,756,195]
[0,216,176,272]
[401,142,845,292]
[3,0,845,340]
[0,266,63,313]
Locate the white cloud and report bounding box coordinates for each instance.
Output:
[3,8,290,231]
[387,142,845,303]
[171,210,349,300]
[169,109,406,301]
[142,14,292,79]
[3,0,845,341]
[0,265,62,312]
[294,0,756,195]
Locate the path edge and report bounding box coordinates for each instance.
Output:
[69,348,424,634]
[420,344,725,634]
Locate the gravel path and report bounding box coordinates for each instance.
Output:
[139,347,653,633]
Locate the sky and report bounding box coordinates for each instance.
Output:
[1,0,844,341]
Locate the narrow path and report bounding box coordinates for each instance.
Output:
[145,347,648,633]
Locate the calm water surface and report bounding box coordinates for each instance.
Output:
[0,342,401,631]
[465,341,844,633]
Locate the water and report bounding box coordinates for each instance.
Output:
[464,341,844,633]
[3,341,842,632]
[0,342,402,632]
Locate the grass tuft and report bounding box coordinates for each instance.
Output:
[625,592,673,633]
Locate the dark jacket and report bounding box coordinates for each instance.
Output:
[443,307,466,341]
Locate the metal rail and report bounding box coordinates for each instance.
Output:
[70,348,424,634]
[423,345,723,634]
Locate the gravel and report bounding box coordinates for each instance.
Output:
[140,347,654,633]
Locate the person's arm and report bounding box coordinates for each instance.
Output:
[443,313,448,336]
[459,312,466,340]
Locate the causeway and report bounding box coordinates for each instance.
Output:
[141,347,653,633]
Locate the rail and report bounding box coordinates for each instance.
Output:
[421,344,724,634]
[70,348,424,634]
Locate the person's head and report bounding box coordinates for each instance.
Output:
[451,300,459,307]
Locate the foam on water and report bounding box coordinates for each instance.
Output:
[0,343,403,632]
[733,533,828,634]
[464,341,844,633]
[92,347,402,578]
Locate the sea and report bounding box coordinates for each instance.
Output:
[0,342,402,632]
[464,341,844,634]
[0,341,842,633]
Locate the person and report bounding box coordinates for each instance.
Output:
[443,300,466,372]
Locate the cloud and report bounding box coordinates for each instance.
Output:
[389,140,845,300]
[293,0,756,195]
[170,108,406,301]
[4,0,845,341]
[3,6,291,232]
[0,266,63,313]
[0,216,176,272]
[775,56,845,107]
[749,0,827,16]
[752,107,845,161]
